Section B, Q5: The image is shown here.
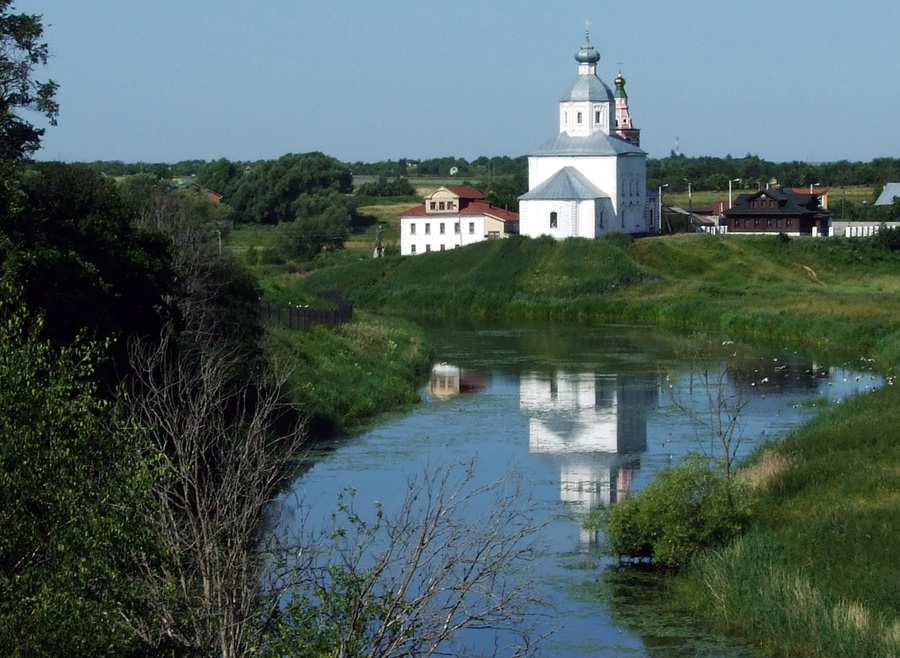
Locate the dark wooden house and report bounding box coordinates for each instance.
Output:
[723,188,831,236]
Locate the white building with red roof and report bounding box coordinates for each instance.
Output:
[518,32,650,238]
[399,185,519,255]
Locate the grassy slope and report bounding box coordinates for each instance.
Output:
[293,231,900,656]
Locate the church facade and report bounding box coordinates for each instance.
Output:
[519,33,650,238]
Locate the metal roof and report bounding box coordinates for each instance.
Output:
[561,73,614,103]
[519,166,608,201]
[528,130,646,157]
[875,183,900,206]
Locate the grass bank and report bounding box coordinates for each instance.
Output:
[265,311,432,437]
[285,231,900,656]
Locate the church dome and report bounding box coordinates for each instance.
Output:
[561,74,614,103]
[561,33,614,103]
[575,39,601,65]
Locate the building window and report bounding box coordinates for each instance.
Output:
[425,223,431,234]
[439,223,445,234]
[469,222,475,234]
[426,244,431,252]
[447,201,455,210]
[488,231,500,239]
[577,112,583,123]
[550,211,558,228]
[439,201,445,210]
[411,244,416,254]
[454,222,460,234]
[440,244,445,251]
[410,223,416,234]
[786,219,793,227]
[430,202,436,210]
[776,218,783,228]
[595,111,600,123]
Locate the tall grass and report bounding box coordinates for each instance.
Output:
[266,312,432,436]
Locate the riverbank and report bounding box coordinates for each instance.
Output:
[283,231,900,657]
[264,311,433,437]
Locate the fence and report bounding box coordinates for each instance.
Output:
[257,294,353,329]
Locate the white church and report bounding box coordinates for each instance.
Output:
[519,32,654,238]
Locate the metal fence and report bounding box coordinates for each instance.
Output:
[257,294,353,329]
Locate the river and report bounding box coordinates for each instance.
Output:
[283,321,880,657]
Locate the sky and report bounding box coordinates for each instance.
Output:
[16,0,900,165]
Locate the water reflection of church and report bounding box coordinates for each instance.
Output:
[520,372,659,515]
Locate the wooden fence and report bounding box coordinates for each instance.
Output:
[257,294,353,329]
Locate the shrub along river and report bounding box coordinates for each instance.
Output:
[285,320,880,657]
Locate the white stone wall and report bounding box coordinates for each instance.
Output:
[400,215,485,255]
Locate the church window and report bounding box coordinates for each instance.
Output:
[425,223,431,234]
[577,112,582,124]
[564,112,568,123]
[550,211,558,228]
[439,223,445,234]
[410,223,416,234]
[595,111,600,124]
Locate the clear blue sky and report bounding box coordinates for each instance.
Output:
[19,0,900,165]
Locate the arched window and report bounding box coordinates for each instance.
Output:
[595,111,600,124]
[577,112,582,124]
[550,211,558,228]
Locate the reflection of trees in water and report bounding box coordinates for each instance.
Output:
[600,566,752,658]
[726,355,828,394]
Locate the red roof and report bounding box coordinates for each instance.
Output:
[400,200,519,222]
[791,187,828,195]
[443,185,485,200]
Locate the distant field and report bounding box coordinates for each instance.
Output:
[666,185,876,210]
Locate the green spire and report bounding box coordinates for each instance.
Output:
[614,72,627,98]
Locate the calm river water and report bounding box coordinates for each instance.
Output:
[286,321,879,657]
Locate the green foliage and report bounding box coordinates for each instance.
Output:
[1,163,178,349]
[473,172,527,212]
[590,455,752,568]
[267,312,432,434]
[0,290,147,657]
[228,152,353,225]
[871,225,900,251]
[0,0,58,160]
[354,174,416,198]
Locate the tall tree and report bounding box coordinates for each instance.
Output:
[0,0,58,162]
[0,288,149,658]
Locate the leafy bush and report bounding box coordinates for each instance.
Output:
[588,455,752,568]
[872,225,900,252]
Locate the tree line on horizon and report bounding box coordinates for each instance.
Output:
[64,151,900,196]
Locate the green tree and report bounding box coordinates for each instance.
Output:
[230,152,352,225]
[0,163,178,350]
[0,290,149,657]
[276,191,354,261]
[0,0,58,161]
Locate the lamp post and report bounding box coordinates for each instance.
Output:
[683,179,692,232]
[658,183,669,234]
[728,178,741,210]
